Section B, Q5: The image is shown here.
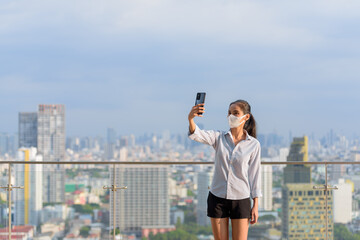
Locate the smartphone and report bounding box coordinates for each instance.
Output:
[195,92,206,115]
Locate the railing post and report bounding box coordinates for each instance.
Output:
[0,163,24,240]
[313,163,338,240]
[103,164,127,240]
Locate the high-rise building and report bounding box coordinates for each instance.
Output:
[282,136,334,240]
[333,178,352,224]
[329,161,346,182]
[37,104,65,162]
[129,134,136,148]
[111,165,171,236]
[119,147,128,161]
[104,144,115,160]
[107,128,117,145]
[37,104,66,203]
[279,148,289,162]
[14,148,43,226]
[260,164,272,211]
[282,184,333,239]
[105,128,117,160]
[18,112,38,148]
[197,169,214,226]
[283,136,311,184]
[0,133,8,156]
[120,136,128,148]
[1,132,19,156]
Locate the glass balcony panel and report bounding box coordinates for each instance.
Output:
[108,163,333,240]
[0,164,10,238]
[1,161,355,240]
[11,163,112,240]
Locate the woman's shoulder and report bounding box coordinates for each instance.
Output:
[197,125,223,137]
[249,135,261,147]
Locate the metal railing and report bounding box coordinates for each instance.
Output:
[0,160,357,240]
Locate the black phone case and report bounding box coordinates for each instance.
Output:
[195,92,206,115]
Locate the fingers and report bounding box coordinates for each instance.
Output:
[250,213,258,224]
[192,104,205,110]
[249,208,258,224]
[190,104,205,118]
[191,109,205,114]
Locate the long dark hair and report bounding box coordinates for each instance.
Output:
[229,99,257,138]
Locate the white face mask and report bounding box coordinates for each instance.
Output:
[227,114,247,128]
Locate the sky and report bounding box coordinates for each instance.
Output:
[1,0,360,138]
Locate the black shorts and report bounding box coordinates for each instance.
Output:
[207,191,251,219]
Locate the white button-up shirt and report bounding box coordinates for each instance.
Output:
[188,124,262,200]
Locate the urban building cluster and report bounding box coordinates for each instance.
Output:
[0,104,359,239]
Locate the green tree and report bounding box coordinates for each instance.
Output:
[175,217,182,229]
[187,189,195,197]
[259,214,276,222]
[149,228,197,240]
[79,226,90,238]
[110,228,120,235]
[334,223,360,240]
[72,204,100,214]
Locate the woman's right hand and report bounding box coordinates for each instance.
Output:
[188,103,205,120]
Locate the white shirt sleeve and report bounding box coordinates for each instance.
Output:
[248,142,263,199]
[187,124,219,149]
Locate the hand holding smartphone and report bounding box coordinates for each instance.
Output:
[188,92,206,133]
[195,92,206,115]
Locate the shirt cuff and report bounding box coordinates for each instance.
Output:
[250,190,263,199]
[188,124,200,140]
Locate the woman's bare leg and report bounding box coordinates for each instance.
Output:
[210,217,229,240]
[230,218,249,240]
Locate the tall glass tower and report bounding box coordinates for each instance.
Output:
[18,112,38,148]
[37,104,66,203]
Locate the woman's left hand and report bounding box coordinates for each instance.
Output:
[250,205,258,224]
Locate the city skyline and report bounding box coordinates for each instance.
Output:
[2,103,359,141]
[1,100,359,239]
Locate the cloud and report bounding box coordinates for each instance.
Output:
[1,0,360,137]
[0,0,327,47]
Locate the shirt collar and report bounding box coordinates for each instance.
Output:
[225,129,252,141]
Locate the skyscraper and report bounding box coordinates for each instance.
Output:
[283,136,311,184]
[282,184,334,239]
[18,112,38,148]
[111,165,171,236]
[333,178,352,224]
[282,136,334,240]
[107,128,117,145]
[0,133,8,155]
[37,104,65,203]
[37,104,65,162]
[105,128,117,160]
[260,164,273,211]
[15,148,43,226]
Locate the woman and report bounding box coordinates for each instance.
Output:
[188,99,262,240]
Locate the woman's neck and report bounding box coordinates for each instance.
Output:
[231,127,245,140]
